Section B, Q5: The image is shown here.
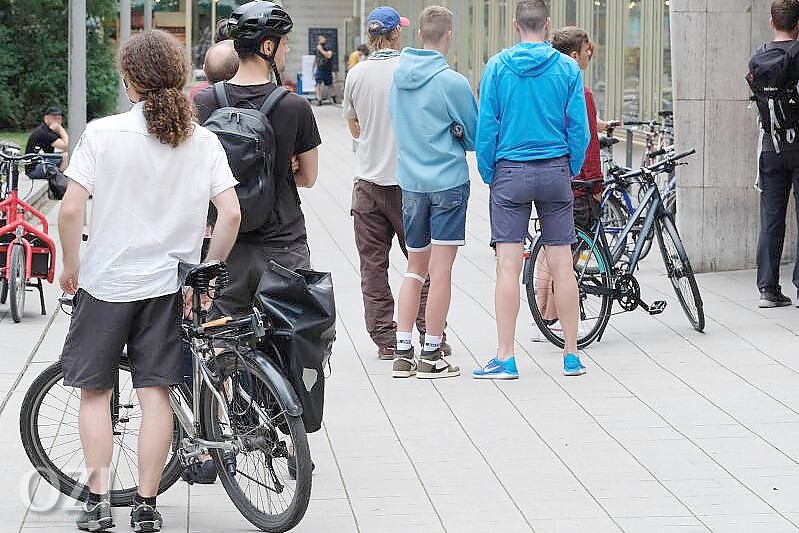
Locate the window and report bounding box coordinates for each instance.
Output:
[623,0,642,120]
[661,0,672,112]
[591,0,608,117]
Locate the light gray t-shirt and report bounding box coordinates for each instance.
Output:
[342,54,400,186]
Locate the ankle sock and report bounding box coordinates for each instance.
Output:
[396,331,412,352]
[134,493,156,507]
[87,491,105,505]
[423,334,442,353]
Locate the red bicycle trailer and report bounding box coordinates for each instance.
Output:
[0,142,57,322]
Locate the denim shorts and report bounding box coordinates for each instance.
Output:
[490,157,576,246]
[402,182,470,251]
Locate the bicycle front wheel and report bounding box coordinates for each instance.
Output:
[526,228,613,349]
[19,359,185,506]
[656,216,705,332]
[201,349,311,533]
[9,243,25,322]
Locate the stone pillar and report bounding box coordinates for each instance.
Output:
[68,0,87,150]
[671,0,797,273]
[117,0,132,113]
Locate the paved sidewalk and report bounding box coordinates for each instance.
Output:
[2,105,799,533]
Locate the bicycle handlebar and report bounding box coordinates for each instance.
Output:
[619,149,696,181]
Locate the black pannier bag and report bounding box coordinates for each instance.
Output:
[747,41,799,153]
[255,261,335,433]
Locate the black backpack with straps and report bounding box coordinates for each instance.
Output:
[203,81,288,233]
[747,41,799,153]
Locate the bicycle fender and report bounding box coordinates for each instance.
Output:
[248,350,303,418]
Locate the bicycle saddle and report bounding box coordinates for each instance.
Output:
[184,260,231,293]
[599,137,620,149]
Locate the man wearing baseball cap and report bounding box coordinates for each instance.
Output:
[25,105,69,171]
[344,6,451,360]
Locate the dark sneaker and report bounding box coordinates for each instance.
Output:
[416,350,460,379]
[76,500,114,531]
[378,346,396,361]
[130,504,162,533]
[181,458,217,485]
[759,288,792,308]
[392,347,417,378]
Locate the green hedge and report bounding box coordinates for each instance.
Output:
[0,0,117,130]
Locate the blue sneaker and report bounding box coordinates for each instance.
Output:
[472,356,519,380]
[563,353,586,376]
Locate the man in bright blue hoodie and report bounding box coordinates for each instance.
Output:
[473,0,591,380]
[388,5,478,380]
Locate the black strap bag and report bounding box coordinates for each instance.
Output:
[255,261,336,433]
[203,82,288,232]
[747,41,799,153]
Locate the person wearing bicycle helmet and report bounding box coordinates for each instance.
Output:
[194,3,321,322]
[58,30,240,532]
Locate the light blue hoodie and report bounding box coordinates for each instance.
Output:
[476,42,590,184]
[389,48,478,193]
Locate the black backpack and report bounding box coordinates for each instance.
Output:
[747,41,799,153]
[203,82,288,233]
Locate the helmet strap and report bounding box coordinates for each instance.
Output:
[255,37,282,86]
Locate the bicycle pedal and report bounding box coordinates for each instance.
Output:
[649,301,667,315]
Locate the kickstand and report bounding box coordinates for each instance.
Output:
[37,279,46,315]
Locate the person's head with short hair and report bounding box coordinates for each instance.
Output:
[418,5,453,52]
[357,44,369,56]
[771,0,799,35]
[317,35,327,46]
[203,39,239,83]
[551,26,592,70]
[215,17,231,42]
[514,0,550,39]
[229,1,294,84]
[119,30,193,148]
[43,106,63,127]
[367,6,409,52]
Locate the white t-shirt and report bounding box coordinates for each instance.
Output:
[65,103,237,303]
[342,55,400,186]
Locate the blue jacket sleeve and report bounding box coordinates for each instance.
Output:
[476,62,500,184]
[444,74,479,152]
[565,70,590,176]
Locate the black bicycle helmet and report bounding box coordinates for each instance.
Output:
[229,1,293,57]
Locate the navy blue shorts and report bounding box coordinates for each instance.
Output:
[489,157,576,246]
[315,69,333,86]
[402,183,470,251]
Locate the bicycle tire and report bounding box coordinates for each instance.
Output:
[526,228,613,350]
[9,243,25,322]
[0,275,8,304]
[656,216,705,332]
[19,360,185,507]
[663,188,677,220]
[602,194,628,252]
[201,349,311,533]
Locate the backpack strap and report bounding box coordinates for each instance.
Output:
[213,81,231,108]
[259,87,289,117]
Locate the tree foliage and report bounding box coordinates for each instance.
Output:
[0,0,118,129]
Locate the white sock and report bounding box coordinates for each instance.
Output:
[396,331,413,352]
[423,334,442,353]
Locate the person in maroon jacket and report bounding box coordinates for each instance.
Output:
[535,26,613,327]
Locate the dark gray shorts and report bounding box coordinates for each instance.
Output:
[490,157,576,246]
[61,290,183,390]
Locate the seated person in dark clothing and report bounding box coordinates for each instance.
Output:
[25,106,69,172]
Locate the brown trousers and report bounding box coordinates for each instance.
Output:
[351,179,428,348]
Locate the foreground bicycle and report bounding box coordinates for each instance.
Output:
[20,261,312,532]
[524,150,705,349]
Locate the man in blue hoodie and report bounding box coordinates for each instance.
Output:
[388,5,478,379]
[473,0,590,380]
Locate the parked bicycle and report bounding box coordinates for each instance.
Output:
[0,142,58,322]
[524,150,705,349]
[20,261,312,532]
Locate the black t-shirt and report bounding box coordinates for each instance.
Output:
[316,47,333,72]
[757,41,799,153]
[25,123,60,173]
[195,82,322,246]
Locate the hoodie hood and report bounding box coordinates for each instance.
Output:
[499,41,561,77]
[394,48,449,90]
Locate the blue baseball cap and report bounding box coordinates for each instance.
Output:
[367,6,410,35]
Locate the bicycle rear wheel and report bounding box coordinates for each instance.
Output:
[0,275,8,304]
[19,359,185,506]
[656,216,705,332]
[526,228,613,349]
[201,349,311,533]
